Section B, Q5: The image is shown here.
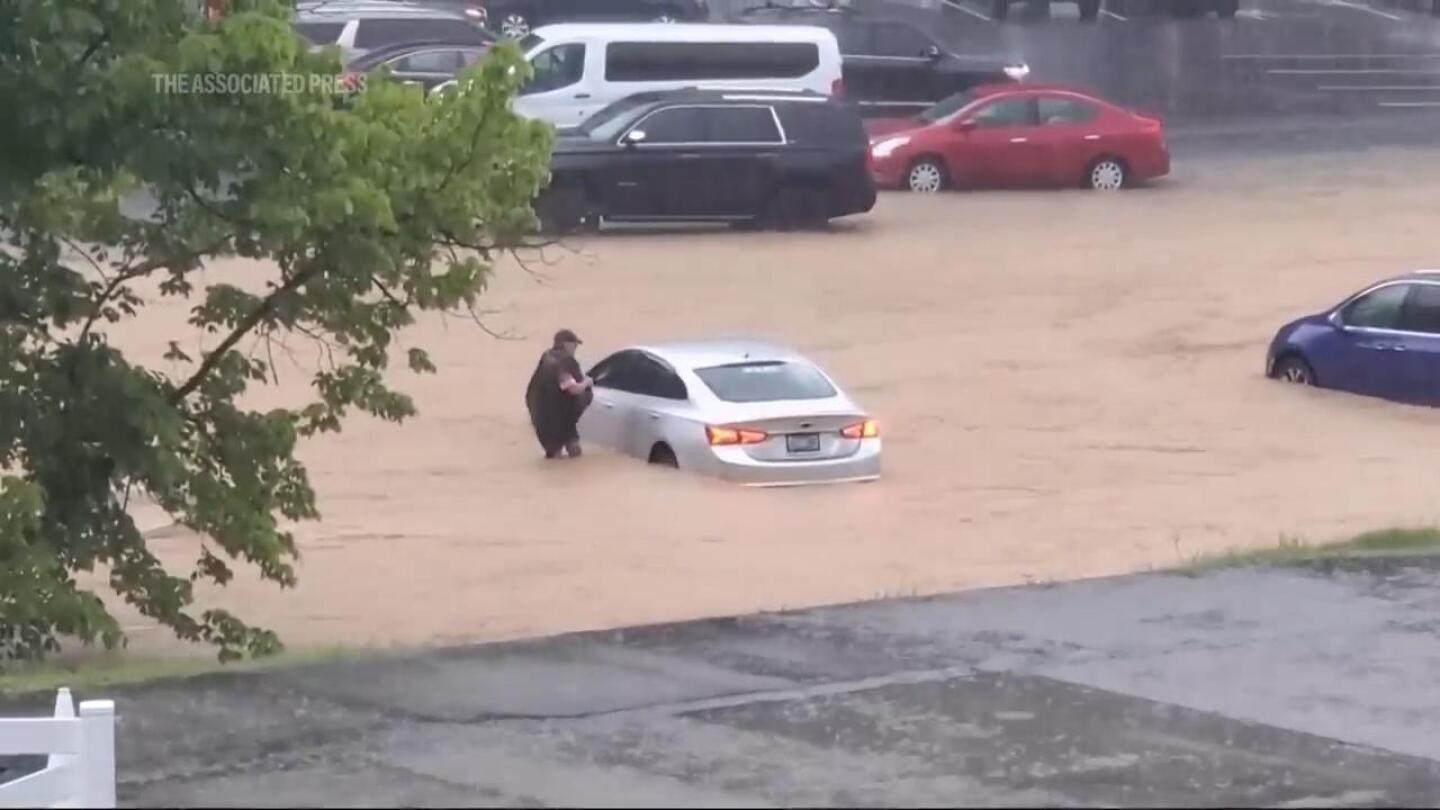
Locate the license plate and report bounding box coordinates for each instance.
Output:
[786,433,820,453]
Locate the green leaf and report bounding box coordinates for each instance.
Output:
[0,0,551,662]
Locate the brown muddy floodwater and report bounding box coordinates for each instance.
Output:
[108,148,1440,653]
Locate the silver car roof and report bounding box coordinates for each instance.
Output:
[636,340,807,371]
[296,2,468,19]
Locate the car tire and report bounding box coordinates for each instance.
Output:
[1085,156,1127,190]
[992,0,1010,19]
[764,186,831,231]
[1215,0,1238,16]
[1273,354,1318,386]
[499,11,532,38]
[1079,0,1101,19]
[534,186,595,236]
[906,157,947,193]
[649,444,679,468]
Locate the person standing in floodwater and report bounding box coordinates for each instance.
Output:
[525,329,594,459]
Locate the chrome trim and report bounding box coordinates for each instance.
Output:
[720,94,827,103]
[855,99,938,106]
[1330,279,1440,338]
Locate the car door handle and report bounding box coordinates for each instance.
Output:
[1009,137,1028,143]
[1083,134,1101,140]
[574,93,591,99]
[646,411,661,420]
[677,153,703,159]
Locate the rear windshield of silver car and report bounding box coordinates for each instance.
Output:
[695,361,836,403]
[294,21,345,44]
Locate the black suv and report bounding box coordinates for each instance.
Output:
[735,3,1027,117]
[478,0,711,38]
[535,90,876,232]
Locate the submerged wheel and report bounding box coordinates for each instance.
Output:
[1274,355,1317,386]
[764,186,830,231]
[649,444,679,468]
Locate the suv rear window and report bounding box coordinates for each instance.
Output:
[605,42,820,82]
[776,101,865,146]
[695,361,837,403]
[704,106,782,143]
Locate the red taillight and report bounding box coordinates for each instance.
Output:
[840,419,879,440]
[707,426,768,446]
[830,78,844,98]
[340,72,363,91]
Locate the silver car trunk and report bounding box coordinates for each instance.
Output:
[714,400,868,462]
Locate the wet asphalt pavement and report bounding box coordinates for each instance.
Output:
[3,558,1439,806]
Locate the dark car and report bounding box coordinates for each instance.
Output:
[294,0,494,60]
[477,0,711,39]
[735,3,1027,117]
[534,89,876,231]
[1267,270,1440,407]
[344,39,491,90]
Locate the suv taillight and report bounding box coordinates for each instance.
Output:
[830,78,844,97]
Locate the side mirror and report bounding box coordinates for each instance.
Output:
[1328,310,1346,330]
[622,129,647,147]
[924,45,942,60]
[954,119,977,133]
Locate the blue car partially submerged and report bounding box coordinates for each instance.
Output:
[1267,270,1440,407]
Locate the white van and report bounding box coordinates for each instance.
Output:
[490,24,844,128]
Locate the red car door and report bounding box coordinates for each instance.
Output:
[943,95,1045,188]
[1032,94,1110,187]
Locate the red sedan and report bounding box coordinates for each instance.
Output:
[865,83,1170,193]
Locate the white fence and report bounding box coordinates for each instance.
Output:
[0,689,116,809]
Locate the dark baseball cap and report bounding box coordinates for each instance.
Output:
[553,329,582,346]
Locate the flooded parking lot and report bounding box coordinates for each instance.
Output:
[108,146,1440,652]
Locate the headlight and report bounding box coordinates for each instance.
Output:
[871,136,910,158]
[1004,63,1030,81]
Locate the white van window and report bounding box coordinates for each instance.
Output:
[604,42,821,82]
[523,44,586,95]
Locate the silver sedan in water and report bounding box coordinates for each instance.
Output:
[578,340,881,486]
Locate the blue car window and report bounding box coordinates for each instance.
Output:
[1342,284,1408,330]
[1398,284,1440,335]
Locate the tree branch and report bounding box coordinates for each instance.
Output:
[77,237,230,344]
[168,265,323,405]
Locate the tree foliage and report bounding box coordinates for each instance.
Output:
[0,0,553,660]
